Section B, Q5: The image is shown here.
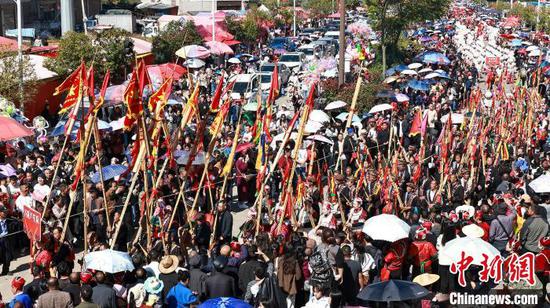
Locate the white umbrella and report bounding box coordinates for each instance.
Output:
[84,249,135,273]
[369,103,393,114]
[97,119,111,130]
[418,67,433,74]
[336,112,361,122]
[408,63,423,69]
[109,118,125,131]
[305,120,323,134]
[440,113,464,124]
[270,132,297,148]
[324,100,348,110]
[309,110,331,123]
[306,134,334,145]
[529,49,542,57]
[362,214,410,242]
[529,174,550,193]
[401,69,418,76]
[184,58,206,69]
[228,57,241,64]
[439,236,500,266]
[383,76,399,84]
[424,72,441,79]
[394,93,409,102]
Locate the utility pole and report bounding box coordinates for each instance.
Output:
[14,0,23,114]
[293,0,296,37]
[338,0,345,86]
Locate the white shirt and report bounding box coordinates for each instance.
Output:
[143,261,160,278]
[15,194,33,213]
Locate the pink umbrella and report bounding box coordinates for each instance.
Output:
[0,117,33,141]
[205,41,234,55]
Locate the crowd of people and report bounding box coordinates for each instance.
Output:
[0,1,550,308]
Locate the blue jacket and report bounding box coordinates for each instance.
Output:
[9,292,33,308]
[165,283,197,308]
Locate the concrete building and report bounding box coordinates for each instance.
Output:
[0,0,101,38]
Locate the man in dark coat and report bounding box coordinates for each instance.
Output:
[238,245,266,294]
[204,256,236,298]
[214,203,233,246]
[91,271,117,308]
[23,264,46,302]
[0,206,14,275]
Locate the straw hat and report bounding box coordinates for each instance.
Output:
[462,224,484,238]
[413,273,440,286]
[158,255,179,275]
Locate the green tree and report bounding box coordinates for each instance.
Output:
[367,0,450,66]
[226,9,272,46]
[44,31,95,76]
[0,49,37,109]
[152,21,202,64]
[302,0,333,20]
[95,28,134,82]
[44,29,132,82]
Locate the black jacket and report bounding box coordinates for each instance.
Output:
[205,271,236,298]
[238,259,266,293]
[215,210,233,242]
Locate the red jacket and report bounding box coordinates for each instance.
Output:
[407,240,437,272]
[535,249,550,275]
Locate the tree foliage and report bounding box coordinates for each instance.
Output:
[302,0,333,19]
[151,21,202,64]
[0,49,37,108]
[226,9,272,46]
[44,29,134,82]
[366,0,450,62]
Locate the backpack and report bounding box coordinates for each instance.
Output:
[309,246,334,289]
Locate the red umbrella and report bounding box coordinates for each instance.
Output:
[0,117,33,141]
[157,63,187,79]
[236,142,254,153]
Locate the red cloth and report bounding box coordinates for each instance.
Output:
[34,250,53,269]
[535,249,550,275]
[381,240,407,281]
[478,222,490,242]
[407,240,437,272]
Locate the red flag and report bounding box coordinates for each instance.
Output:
[267,64,279,103]
[408,108,422,137]
[210,72,225,111]
[305,83,316,109]
[86,64,95,102]
[137,59,150,95]
[93,70,110,114]
[58,63,86,114]
[148,78,173,114]
[123,70,142,130]
[54,61,85,96]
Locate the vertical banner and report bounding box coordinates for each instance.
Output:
[23,206,42,241]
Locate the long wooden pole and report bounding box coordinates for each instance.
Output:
[110,150,144,249]
[335,75,362,170]
[92,120,111,230]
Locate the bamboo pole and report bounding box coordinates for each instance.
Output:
[92,120,111,230]
[335,75,362,170]
[110,150,144,249]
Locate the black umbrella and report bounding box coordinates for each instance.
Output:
[357,280,430,302]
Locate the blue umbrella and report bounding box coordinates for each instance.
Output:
[199,297,252,308]
[357,280,430,302]
[385,64,408,76]
[91,164,127,183]
[336,112,361,123]
[417,52,450,65]
[51,119,79,137]
[407,80,430,91]
[510,39,523,47]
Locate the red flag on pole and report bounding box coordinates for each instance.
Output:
[210,72,225,111]
[123,70,143,130]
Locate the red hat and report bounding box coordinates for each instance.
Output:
[11,277,25,290]
[230,242,241,252]
[81,271,94,284]
[449,212,459,223]
[475,210,483,220]
[540,237,550,247]
[421,221,433,231]
[415,228,427,240]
